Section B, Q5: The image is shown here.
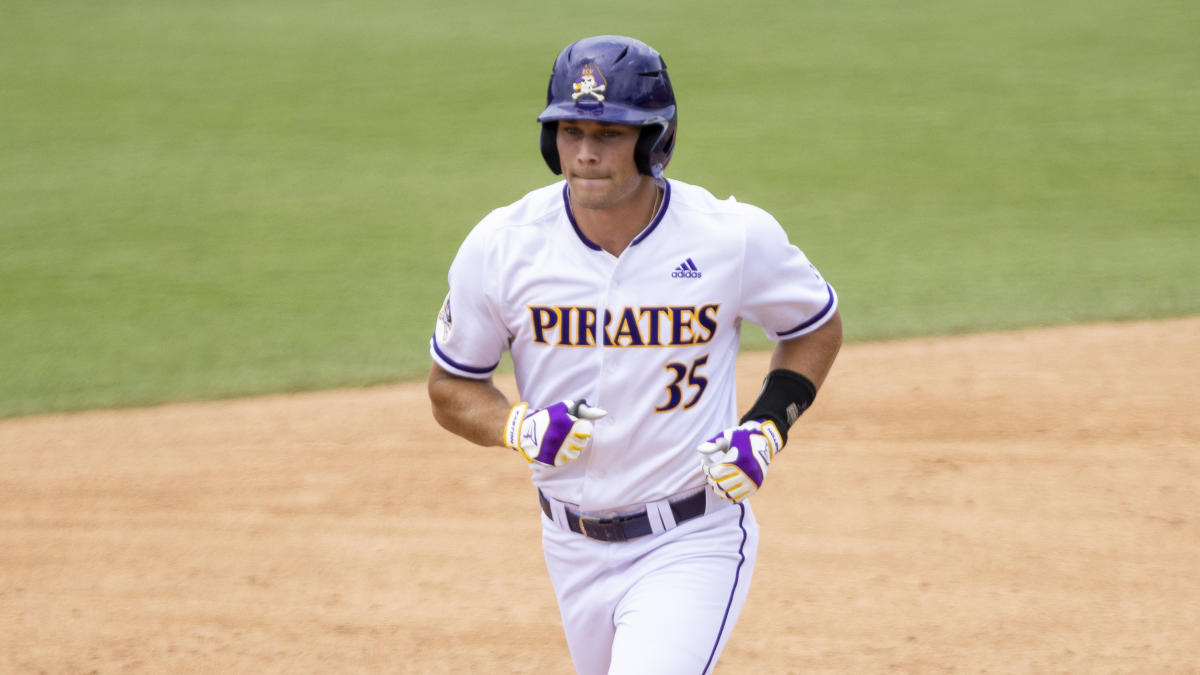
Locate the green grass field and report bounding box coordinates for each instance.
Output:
[2,0,1197,417]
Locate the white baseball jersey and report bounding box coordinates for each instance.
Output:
[431,178,837,512]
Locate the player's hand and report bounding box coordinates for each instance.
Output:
[697,419,783,503]
[504,400,607,466]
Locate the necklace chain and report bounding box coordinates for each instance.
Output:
[648,185,662,225]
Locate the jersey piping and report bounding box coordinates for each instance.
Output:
[777,282,837,337]
[430,334,500,375]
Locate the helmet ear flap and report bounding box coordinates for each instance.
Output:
[635,124,674,177]
[540,122,562,175]
[634,126,656,176]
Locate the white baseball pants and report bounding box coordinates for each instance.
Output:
[540,490,759,675]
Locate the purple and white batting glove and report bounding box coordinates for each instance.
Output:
[504,400,607,467]
[697,419,784,503]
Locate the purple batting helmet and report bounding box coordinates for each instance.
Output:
[537,35,678,178]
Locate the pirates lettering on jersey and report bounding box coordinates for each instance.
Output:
[527,304,720,348]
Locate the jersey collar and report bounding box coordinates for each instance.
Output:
[562,179,671,252]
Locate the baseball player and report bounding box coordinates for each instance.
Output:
[428,35,841,674]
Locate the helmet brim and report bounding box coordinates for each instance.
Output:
[537,101,676,127]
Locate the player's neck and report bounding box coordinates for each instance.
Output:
[570,179,662,257]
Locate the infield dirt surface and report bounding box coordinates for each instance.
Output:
[3,318,1198,673]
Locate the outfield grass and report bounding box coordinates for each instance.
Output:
[1,0,1197,417]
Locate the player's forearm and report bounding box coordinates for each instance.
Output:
[770,310,843,389]
[427,365,512,447]
[735,311,842,446]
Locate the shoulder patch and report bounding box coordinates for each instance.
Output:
[436,292,453,342]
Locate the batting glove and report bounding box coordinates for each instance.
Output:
[504,400,607,467]
[697,419,784,503]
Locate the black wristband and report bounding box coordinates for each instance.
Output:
[739,369,817,446]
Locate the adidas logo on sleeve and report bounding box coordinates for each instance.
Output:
[671,258,702,279]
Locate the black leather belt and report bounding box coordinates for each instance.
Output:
[538,489,707,543]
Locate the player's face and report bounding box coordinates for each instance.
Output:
[557,120,648,211]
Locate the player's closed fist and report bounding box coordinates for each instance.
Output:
[697,419,783,502]
[505,400,607,466]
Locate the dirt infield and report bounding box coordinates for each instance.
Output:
[2,318,1197,673]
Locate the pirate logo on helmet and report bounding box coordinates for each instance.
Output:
[572,64,607,103]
